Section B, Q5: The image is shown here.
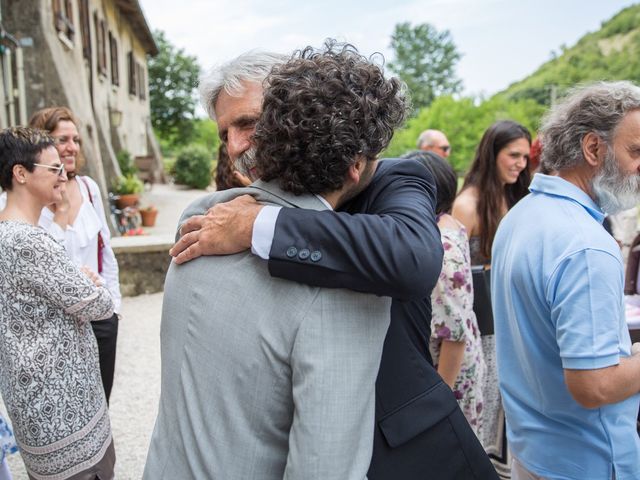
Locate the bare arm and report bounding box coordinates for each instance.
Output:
[564,349,640,409]
[437,340,466,389]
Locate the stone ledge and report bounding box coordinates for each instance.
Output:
[111,233,175,253]
[113,234,175,297]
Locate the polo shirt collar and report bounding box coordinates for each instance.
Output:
[529,173,605,224]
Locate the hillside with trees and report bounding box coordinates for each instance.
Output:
[386,5,640,173]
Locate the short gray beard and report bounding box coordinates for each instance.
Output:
[592,148,640,215]
[235,147,258,181]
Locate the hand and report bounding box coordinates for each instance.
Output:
[233,170,252,187]
[170,195,263,264]
[80,266,104,287]
[52,188,70,213]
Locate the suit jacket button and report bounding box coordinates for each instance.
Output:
[298,248,310,260]
[310,250,322,262]
[286,246,298,258]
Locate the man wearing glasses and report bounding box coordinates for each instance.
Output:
[417,129,451,158]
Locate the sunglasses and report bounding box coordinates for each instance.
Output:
[33,163,65,176]
[439,145,451,153]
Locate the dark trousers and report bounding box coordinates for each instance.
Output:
[90,313,119,403]
[369,407,499,480]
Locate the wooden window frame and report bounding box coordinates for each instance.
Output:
[53,0,75,42]
[79,0,91,60]
[128,51,137,96]
[137,63,146,100]
[109,32,119,86]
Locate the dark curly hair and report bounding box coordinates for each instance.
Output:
[254,40,409,195]
[0,127,56,191]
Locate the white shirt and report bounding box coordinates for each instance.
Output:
[251,195,332,259]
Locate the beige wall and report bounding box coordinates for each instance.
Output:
[0,0,159,203]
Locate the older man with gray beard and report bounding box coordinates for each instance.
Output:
[491,81,640,480]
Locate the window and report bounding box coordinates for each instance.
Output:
[79,0,91,60]
[137,63,146,100]
[98,19,107,75]
[109,32,119,86]
[128,51,137,96]
[53,0,75,42]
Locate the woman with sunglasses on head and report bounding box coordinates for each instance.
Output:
[0,127,115,479]
[28,107,122,404]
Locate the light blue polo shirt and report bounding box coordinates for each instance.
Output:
[492,174,640,480]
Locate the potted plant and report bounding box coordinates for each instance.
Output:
[112,174,144,208]
[139,205,158,227]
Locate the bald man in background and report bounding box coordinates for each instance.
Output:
[417,129,451,158]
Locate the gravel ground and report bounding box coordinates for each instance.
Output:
[2,292,164,479]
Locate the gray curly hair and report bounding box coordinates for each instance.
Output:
[540,81,640,172]
[198,51,289,121]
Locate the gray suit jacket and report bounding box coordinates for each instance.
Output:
[144,181,391,479]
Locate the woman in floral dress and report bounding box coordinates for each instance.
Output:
[404,150,485,438]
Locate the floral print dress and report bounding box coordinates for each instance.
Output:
[429,222,485,438]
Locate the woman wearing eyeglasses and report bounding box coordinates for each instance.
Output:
[0,127,115,479]
[28,107,122,404]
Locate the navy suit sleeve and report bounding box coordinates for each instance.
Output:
[268,159,443,300]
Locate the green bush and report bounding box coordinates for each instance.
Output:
[116,150,137,177]
[173,145,213,189]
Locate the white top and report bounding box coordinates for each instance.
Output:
[0,176,122,312]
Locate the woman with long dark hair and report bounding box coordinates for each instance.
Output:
[452,120,531,478]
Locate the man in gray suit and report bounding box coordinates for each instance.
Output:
[144,41,408,479]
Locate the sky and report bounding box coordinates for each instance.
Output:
[138,0,638,98]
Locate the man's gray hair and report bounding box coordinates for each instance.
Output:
[198,51,289,120]
[540,81,640,172]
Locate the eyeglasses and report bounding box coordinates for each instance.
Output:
[439,145,451,153]
[33,163,65,176]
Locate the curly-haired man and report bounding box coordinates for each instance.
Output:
[145,42,420,479]
[168,41,498,480]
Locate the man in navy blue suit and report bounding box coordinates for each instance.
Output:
[173,43,498,480]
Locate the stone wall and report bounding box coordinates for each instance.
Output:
[112,236,172,296]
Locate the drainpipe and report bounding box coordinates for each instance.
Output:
[14,45,25,124]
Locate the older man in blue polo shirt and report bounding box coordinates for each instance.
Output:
[492,81,640,480]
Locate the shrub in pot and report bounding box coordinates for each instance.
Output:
[112,174,144,208]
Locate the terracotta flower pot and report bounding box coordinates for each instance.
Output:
[140,208,158,227]
[115,193,140,209]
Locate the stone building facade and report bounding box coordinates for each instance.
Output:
[0,0,160,203]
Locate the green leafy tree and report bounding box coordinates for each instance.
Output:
[148,30,201,146]
[389,22,462,112]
